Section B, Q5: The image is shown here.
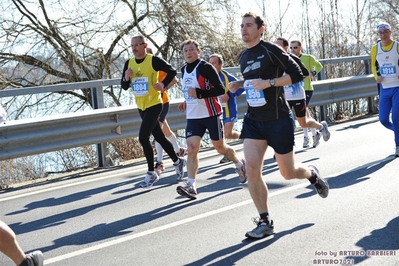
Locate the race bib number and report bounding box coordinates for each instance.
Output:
[244,79,267,107]
[380,63,397,78]
[131,77,149,96]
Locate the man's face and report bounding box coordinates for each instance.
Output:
[290,42,301,56]
[131,37,146,58]
[241,16,262,44]
[209,57,222,72]
[377,29,392,42]
[182,43,200,63]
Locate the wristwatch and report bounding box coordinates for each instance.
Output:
[269,78,275,87]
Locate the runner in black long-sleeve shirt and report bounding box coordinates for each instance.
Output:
[229,12,329,240]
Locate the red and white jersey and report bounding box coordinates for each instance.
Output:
[182,60,222,119]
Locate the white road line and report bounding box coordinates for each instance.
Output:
[44,181,310,264]
[0,169,145,203]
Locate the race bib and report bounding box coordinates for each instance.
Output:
[244,79,267,107]
[131,77,149,96]
[380,63,397,78]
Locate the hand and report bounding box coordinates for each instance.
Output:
[178,102,187,112]
[124,68,133,81]
[153,82,164,91]
[229,81,241,93]
[219,93,229,103]
[377,76,383,83]
[250,79,268,90]
[187,88,197,98]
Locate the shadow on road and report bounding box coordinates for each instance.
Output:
[345,216,399,264]
[31,186,241,253]
[184,223,314,266]
[296,155,396,199]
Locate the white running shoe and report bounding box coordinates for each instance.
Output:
[235,158,247,183]
[176,183,197,199]
[139,171,159,188]
[303,136,310,148]
[313,132,321,148]
[245,217,275,239]
[27,250,44,266]
[320,121,331,141]
[174,157,186,181]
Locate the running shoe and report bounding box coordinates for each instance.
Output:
[313,132,321,148]
[235,158,247,183]
[139,171,159,188]
[176,183,197,199]
[219,155,231,164]
[154,161,165,174]
[309,165,329,198]
[27,250,43,266]
[245,217,275,239]
[174,157,186,181]
[176,147,187,157]
[303,136,310,148]
[320,121,331,141]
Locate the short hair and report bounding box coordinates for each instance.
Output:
[276,37,289,47]
[242,12,265,29]
[290,40,302,46]
[181,39,200,51]
[209,54,223,65]
[132,35,146,43]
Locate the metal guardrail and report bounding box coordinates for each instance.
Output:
[0,74,378,164]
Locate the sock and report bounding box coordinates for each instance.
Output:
[167,133,180,153]
[155,141,163,162]
[303,128,308,137]
[259,212,270,224]
[311,128,317,136]
[307,169,317,184]
[234,160,243,168]
[187,177,196,186]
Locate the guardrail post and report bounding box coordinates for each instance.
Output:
[91,87,109,168]
[363,60,378,114]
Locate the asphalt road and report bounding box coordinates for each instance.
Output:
[0,114,398,266]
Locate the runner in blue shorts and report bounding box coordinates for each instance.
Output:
[209,54,245,163]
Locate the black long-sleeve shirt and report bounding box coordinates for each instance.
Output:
[239,40,304,121]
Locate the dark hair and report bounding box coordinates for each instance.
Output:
[209,54,223,65]
[276,37,289,47]
[242,12,265,29]
[181,39,200,51]
[290,40,302,46]
[146,47,154,54]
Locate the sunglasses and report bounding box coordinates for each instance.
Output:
[290,46,299,49]
[377,30,390,35]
